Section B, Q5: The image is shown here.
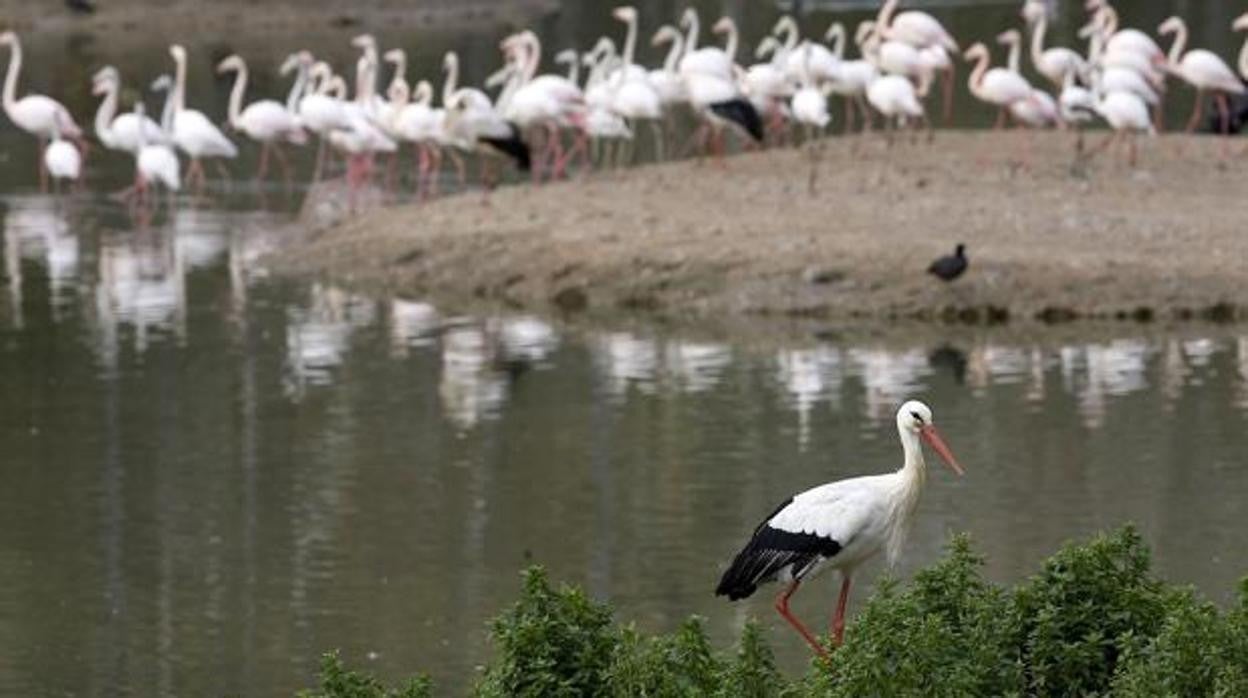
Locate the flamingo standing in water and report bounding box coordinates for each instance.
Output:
[716,401,964,657]
[44,120,81,192]
[217,54,307,186]
[90,67,165,155]
[0,31,86,189]
[168,45,238,192]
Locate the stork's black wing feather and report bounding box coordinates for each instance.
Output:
[715,497,842,601]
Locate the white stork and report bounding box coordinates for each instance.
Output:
[715,400,964,658]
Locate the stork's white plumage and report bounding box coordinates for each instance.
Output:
[716,400,964,657]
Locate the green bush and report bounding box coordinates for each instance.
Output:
[475,566,619,697]
[805,534,1023,697]
[297,651,431,698]
[1013,526,1173,696]
[299,528,1247,697]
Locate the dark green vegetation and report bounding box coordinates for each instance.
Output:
[303,527,1248,696]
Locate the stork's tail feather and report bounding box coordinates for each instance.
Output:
[715,563,760,601]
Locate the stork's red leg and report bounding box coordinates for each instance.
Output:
[831,576,852,646]
[775,581,827,659]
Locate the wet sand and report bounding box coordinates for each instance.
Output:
[269,131,1248,329]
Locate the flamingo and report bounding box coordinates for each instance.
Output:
[499,30,587,181]
[610,6,664,160]
[217,54,307,186]
[825,22,878,132]
[866,73,930,142]
[391,80,451,198]
[963,42,1033,128]
[1021,0,1088,89]
[1090,86,1154,166]
[647,25,687,108]
[875,0,958,120]
[168,45,238,192]
[297,60,352,182]
[90,67,165,155]
[792,44,831,192]
[1234,14,1248,84]
[127,101,181,210]
[748,37,797,143]
[1157,16,1245,134]
[44,120,81,191]
[141,77,183,193]
[678,13,763,157]
[0,31,85,189]
[997,30,1060,128]
[716,401,964,657]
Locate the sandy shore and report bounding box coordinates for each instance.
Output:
[268,131,1248,330]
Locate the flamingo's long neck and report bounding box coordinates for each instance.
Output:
[683,13,699,56]
[442,53,458,106]
[876,0,898,34]
[1239,34,1248,82]
[173,53,187,113]
[1165,22,1187,67]
[525,35,541,82]
[661,34,683,73]
[621,16,637,69]
[93,81,118,146]
[225,64,247,129]
[1005,37,1022,74]
[778,17,798,54]
[1029,15,1048,73]
[967,51,990,97]
[827,23,846,60]
[287,63,308,113]
[3,38,21,115]
[722,20,738,62]
[158,84,175,136]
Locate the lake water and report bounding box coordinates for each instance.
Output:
[3,0,1248,694]
[2,193,1247,695]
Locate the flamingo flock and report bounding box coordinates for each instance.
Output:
[3,1,1248,207]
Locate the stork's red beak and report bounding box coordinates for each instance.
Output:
[920,425,965,476]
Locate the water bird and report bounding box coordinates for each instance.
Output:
[0,31,85,189]
[716,401,964,657]
[927,244,968,282]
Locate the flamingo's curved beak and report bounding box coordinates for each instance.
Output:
[920,425,965,476]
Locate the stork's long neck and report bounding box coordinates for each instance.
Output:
[888,427,927,563]
[3,38,21,115]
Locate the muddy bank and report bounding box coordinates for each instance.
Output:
[269,131,1248,330]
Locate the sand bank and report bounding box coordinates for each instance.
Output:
[269,131,1248,330]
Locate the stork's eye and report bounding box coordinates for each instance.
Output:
[910,411,924,424]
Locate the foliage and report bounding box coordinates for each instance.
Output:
[805,534,1024,697]
[475,566,619,697]
[296,651,431,698]
[300,529,1248,698]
